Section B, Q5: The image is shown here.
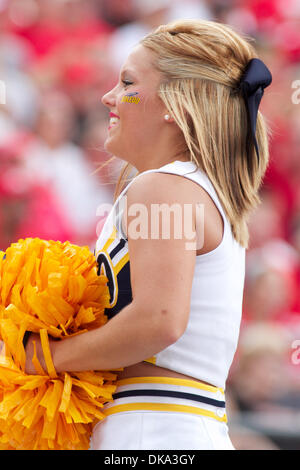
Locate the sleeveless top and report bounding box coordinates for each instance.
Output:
[95,160,245,389]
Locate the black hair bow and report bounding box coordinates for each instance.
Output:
[239,58,272,159]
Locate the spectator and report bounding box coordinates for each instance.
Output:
[244,239,300,324]
[107,0,212,72]
[0,0,38,126]
[21,91,113,246]
[0,131,73,249]
[106,0,172,72]
[228,323,295,413]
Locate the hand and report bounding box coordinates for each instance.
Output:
[25,332,47,375]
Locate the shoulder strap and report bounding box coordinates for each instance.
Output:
[115,160,198,203]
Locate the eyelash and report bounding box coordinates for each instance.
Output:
[122,80,133,87]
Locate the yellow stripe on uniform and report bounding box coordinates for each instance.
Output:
[104,402,227,423]
[116,376,224,395]
[101,226,118,253]
[143,356,156,365]
[114,252,129,274]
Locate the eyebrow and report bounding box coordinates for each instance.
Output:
[120,68,136,77]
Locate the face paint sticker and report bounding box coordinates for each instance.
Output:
[121,92,141,104]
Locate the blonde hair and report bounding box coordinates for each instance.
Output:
[113,19,271,248]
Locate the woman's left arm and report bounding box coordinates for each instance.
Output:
[25,172,197,374]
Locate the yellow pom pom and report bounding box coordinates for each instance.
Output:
[0,238,116,450]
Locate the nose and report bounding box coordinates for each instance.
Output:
[101,87,116,109]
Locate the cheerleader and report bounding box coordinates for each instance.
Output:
[25,19,272,450]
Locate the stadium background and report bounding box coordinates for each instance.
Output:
[0,0,299,450]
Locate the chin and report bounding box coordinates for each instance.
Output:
[103,136,115,153]
[104,139,123,161]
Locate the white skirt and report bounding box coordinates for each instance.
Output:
[91,376,234,450]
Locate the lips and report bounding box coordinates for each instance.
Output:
[108,112,120,130]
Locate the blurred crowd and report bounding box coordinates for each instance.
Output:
[0,0,299,450]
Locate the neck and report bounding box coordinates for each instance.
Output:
[134,149,190,173]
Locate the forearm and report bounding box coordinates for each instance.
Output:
[51,301,176,373]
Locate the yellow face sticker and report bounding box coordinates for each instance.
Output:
[121,92,140,104]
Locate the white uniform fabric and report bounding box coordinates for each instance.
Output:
[91,377,234,450]
[95,159,246,389]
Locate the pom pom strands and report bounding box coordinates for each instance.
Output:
[0,238,116,450]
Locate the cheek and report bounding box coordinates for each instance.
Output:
[118,89,148,113]
[116,91,162,141]
[116,95,145,130]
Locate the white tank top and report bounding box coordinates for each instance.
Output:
[95,160,245,389]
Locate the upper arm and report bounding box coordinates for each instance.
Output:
[123,172,197,337]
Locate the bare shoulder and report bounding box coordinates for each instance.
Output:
[124,170,224,255]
